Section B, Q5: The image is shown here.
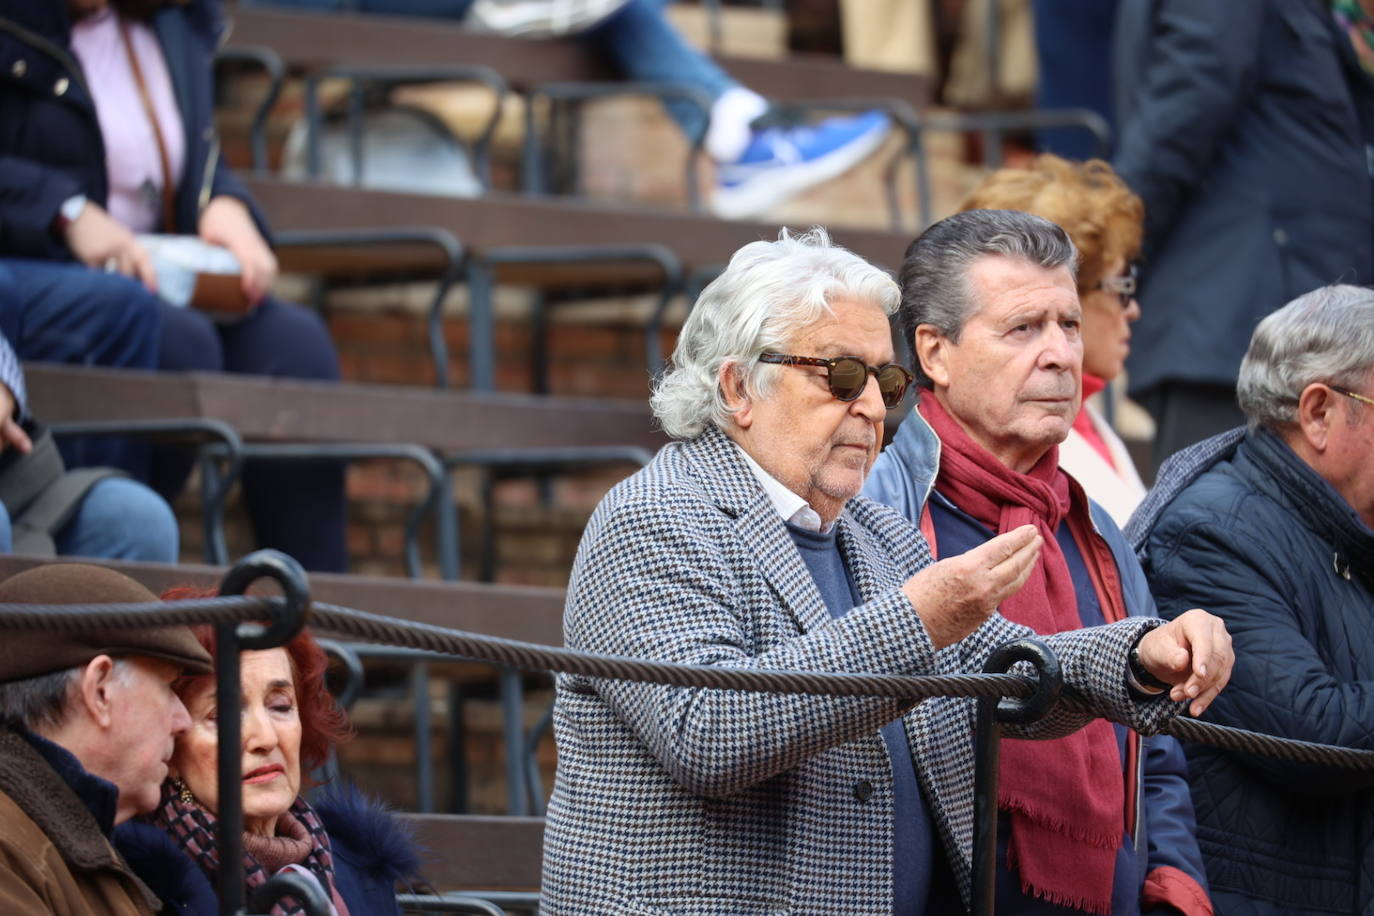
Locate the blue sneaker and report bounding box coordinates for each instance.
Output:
[712,109,892,220]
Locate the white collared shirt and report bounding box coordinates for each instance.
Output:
[733,443,831,533]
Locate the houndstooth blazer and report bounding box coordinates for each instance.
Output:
[541,426,1179,915]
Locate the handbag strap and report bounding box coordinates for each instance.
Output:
[118,20,178,233]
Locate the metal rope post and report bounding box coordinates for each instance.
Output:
[970,638,1063,916]
[215,551,319,916]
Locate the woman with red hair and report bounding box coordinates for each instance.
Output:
[114,587,419,915]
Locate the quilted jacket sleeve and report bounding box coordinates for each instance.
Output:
[1149,515,1374,793]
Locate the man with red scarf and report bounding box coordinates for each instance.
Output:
[865,208,1217,915]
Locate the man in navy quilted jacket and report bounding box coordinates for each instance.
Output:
[1134,285,1374,915]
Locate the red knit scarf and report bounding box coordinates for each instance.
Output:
[919,394,1124,914]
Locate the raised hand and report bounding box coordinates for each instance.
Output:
[902,524,1042,649]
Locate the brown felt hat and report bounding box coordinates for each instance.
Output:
[0,564,213,682]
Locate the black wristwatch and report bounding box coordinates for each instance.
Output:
[1128,643,1173,693]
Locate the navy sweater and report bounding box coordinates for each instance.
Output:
[786,521,934,916]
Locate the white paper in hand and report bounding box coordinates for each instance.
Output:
[137,234,241,308]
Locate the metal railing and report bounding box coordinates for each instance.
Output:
[3,553,1371,915]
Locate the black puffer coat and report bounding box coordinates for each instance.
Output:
[1137,429,1374,915]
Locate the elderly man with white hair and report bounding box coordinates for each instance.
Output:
[540,228,1232,915]
[1131,285,1374,916]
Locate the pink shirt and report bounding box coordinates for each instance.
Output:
[70,7,186,232]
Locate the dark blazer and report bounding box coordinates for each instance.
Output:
[0,0,267,260]
[1113,0,1374,396]
[1139,430,1374,914]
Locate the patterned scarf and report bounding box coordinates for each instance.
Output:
[1334,0,1374,75]
[919,394,1125,914]
[148,782,349,915]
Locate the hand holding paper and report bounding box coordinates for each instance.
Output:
[63,201,157,291]
[198,195,277,304]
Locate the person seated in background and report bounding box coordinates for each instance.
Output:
[959,155,1147,526]
[0,0,348,572]
[115,590,421,915]
[864,209,1217,915]
[244,0,892,220]
[1130,285,1374,916]
[0,564,211,914]
[541,227,1231,914]
[0,327,178,563]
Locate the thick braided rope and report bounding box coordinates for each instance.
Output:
[0,596,1030,701]
[2,597,1372,770]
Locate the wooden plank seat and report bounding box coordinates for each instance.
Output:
[400,813,544,908]
[246,177,910,278]
[28,360,662,574]
[226,5,931,107]
[244,176,914,386]
[24,363,666,454]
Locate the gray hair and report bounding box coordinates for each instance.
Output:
[650,227,900,439]
[898,209,1078,386]
[0,658,133,732]
[1238,284,1374,430]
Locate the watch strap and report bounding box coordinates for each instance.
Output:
[1128,644,1172,693]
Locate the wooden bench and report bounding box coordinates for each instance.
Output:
[226,5,931,107]
[243,176,915,387]
[400,813,544,914]
[27,361,662,577]
[24,362,665,453]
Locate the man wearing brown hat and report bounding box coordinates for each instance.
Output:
[0,564,212,914]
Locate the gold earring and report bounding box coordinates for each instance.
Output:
[171,776,195,806]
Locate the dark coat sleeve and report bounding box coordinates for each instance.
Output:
[112,820,219,916]
[0,156,82,261]
[1102,511,1211,901]
[1113,0,1266,247]
[1149,514,1374,794]
[1141,734,1210,906]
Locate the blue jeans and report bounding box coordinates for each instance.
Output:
[0,258,161,472]
[244,0,736,137]
[0,476,178,562]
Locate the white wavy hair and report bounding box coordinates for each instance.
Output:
[650,228,900,439]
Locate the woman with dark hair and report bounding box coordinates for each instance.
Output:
[114,588,419,915]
